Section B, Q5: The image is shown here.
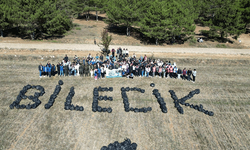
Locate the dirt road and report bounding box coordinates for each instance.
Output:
[1,43,250,55]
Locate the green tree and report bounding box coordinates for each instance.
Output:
[0,0,18,37]
[40,1,72,35]
[71,0,86,18]
[105,0,141,36]
[17,0,72,40]
[138,0,196,45]
[239,0,250,29]
[54,0,76,19]
[93,0,106,21]
[203,0,245,40]
[137,0,170,45]
[167,0,196,41]
[98,29,112,55]
[83,0,95,21]
[17,0,42,40]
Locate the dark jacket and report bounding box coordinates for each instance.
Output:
[64,56,68,62]
[177,69,182,74]
[79,65,84,71]
[57,64,60,71]
[38,65,43,71]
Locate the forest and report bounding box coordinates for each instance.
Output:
[0,0,249,44]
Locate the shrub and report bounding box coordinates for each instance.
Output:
[216,44,227,48]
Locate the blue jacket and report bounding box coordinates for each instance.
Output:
[60,66,64,71]
[47,66,51,72]
[43,66,47,72]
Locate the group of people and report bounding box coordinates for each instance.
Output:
[38,47,197,83]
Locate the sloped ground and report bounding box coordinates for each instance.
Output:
[0,51,249,150]
[0,11,249,48]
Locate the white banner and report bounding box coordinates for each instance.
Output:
[106,68,122,78]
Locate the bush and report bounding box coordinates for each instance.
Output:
[216,44,227,48]
[189,36,197,44]
[75,27,81,30]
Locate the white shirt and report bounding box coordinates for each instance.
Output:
[193,71,196,76]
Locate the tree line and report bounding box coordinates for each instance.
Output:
[0,0,105,39]
[105,0,250,44]
[1,0,249,43]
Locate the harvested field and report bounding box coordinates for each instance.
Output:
[0,49,250,150]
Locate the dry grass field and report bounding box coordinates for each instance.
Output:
[0,49,250,150]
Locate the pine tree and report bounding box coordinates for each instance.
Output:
[138,0,196,44]
[167,0,196,40]
[203,0,246,40]
[239,0,250,29]
[105,0,141,36]
[53,0,76,19]
[83,0,95,21]
[71,0,86,18]
[137,0,170,45]
[98,29,112,55]
[40,1,72,36]
[93,0,106,21]
[16,0,72,40]
[0,0,18,37]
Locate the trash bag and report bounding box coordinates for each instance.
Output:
[58,80,64,85]
[101,138,137,150]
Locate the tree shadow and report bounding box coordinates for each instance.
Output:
[77,13,106,21]
[106,24,128,36]
[106,24,185,45]
[2,27,21,38]
[2,26,66,40]
[246,28,250,34]
[199,30,235,43]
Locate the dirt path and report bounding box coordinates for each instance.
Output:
[1,43,250,55]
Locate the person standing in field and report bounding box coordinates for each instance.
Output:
[112,48,115,57]
[85,64,89,77]
[90,64,94,78]
[126,49,129,57]
[94,69,98,80]
[43,65,46,77]
[187,68,192,81]
[152,65,156,77]
[173,66,178,78]
[47,65,51,77]
[192,69,196,83]
[177,68,182,79]
[79,63,84,77]
[38,63,43,78]
[158,66,162,78]
[182,68,187,80]
[98,67,101,79]
[60,64,64,76]
[64,54,68,62]
[57,63,60,76]
[146,66,150,77]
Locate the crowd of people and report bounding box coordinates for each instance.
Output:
[38,47,197,83]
